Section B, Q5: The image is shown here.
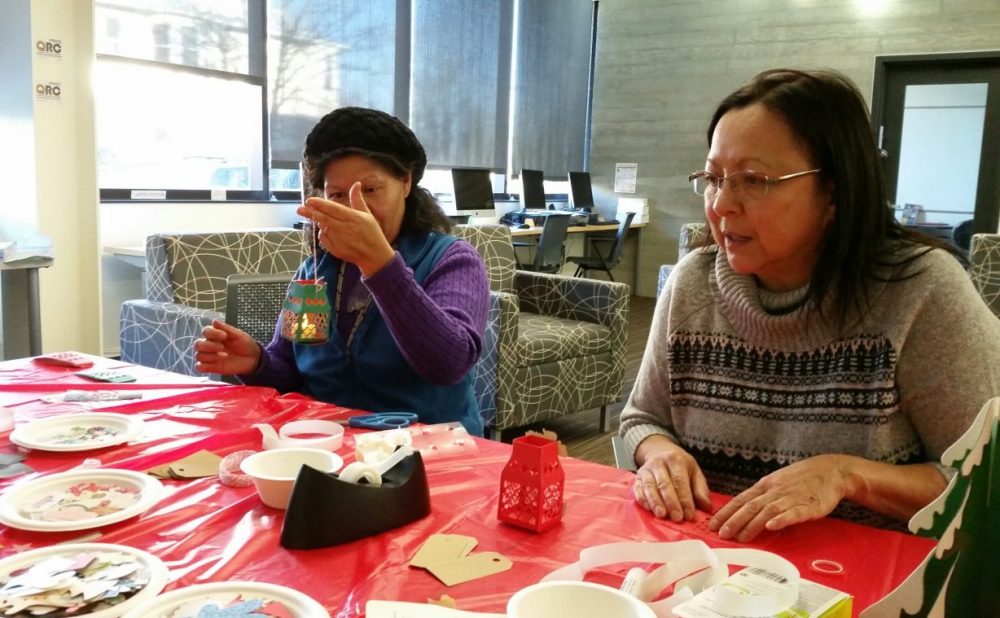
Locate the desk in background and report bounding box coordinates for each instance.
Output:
[509,221,647,285]
[0,354,933,616]
[0,257,54,360]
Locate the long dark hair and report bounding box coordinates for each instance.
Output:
[303,147,452,237]
[702,68,961,328]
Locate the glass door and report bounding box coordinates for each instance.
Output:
[873,54,1000,238]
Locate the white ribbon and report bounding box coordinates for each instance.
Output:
[542,540,799,618]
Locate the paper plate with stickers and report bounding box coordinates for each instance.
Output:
[0,542,168,617]
[120,581,329,618]
[10,413,143,452]
[0,469,163,532]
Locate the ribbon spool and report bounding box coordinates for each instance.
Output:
[255,420,344,451]
[219,450,256,488]
[543,540,800,618]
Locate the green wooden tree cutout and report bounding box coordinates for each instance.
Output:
[862,397,999,617]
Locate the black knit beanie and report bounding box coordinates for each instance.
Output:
[303,107,427,184]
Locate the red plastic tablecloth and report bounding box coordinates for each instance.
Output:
[0,355,934,616]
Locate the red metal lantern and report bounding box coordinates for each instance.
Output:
[497,435,564,532]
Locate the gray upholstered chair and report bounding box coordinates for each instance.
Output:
[969,233,1000,318]
[454,224,630,440]
[657,222,708,297]
[119,229,306,376]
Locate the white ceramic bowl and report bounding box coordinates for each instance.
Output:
[240,447,343,509]
[507,581,656,618]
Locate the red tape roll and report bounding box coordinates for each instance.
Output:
[219,450,256,488]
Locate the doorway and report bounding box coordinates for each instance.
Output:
[871,51,1000,238]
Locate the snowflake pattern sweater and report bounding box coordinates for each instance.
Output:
[620,245,1000,527]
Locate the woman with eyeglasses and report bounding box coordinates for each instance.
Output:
[620,68,1000,541]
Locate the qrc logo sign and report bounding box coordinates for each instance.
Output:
[35,39,62,57]
[35,82,62,100]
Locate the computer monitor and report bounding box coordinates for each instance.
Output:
[519,169,546,210]
[451,168,496,221]
[568,171,595,210]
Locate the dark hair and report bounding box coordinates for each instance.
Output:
[302,107,451,236]
[702,68,961,328]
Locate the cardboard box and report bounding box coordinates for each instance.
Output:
[616,197,649,224]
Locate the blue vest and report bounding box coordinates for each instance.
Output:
[294,232,483,437]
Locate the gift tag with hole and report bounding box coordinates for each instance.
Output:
[410,534,478,569]
[425,552,513,586]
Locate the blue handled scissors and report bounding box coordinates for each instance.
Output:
[348,411,419,430]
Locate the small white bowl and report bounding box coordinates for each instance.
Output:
[508,581,656,618]
[240,448,343,509]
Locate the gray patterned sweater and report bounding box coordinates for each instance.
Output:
[620,245,1000,527]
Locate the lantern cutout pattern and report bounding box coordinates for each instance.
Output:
[497,435,564,532]
[280,278,330,344]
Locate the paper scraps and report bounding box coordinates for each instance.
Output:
[410,534,512,587]
[0,450,32,479]
[169,593,295,618]
[40,390,143,404]
[147,450,222,480]
[0,550,150,617]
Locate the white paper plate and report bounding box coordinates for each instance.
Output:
[121,581,329,617]
[11,413,142,452]
[0,469,163,532]
[0,542,169,618]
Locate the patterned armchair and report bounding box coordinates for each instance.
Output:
[119,229,306,376]
[454,225,630,440]
[970,233,1000,318]
[657,222,708,297]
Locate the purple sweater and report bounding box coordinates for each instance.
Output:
[242,240,489,393]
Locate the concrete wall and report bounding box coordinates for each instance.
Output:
[589,0,1000,296]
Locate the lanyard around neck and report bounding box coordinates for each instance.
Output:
[334,261,372,350]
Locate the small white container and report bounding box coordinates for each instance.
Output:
[508,581,656,618]
[240,447,343,509]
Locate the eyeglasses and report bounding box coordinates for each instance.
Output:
[688,168,821,201]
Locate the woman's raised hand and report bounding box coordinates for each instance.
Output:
[298,182,395,276]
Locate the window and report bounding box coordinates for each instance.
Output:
[410,0,512,171]
[94,0,595,201]
[95,0,263,198]
[509,0,595,177]
[266,0,397,167]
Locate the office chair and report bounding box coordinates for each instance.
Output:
[515,214,572,273]
[567,212,636,282]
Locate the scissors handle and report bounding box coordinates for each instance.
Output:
[349,412,418,430]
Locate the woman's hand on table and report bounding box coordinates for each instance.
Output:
[299,182,395,277]
[194,319,262,376]
[708,454,858,542]
[633,434,713,522]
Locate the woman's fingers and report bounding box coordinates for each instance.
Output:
[347,181,369,212]
[635,462,689,521]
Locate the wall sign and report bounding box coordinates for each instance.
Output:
[35,82,62,101]
[614,163,637,194]
[35,38,63,57]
